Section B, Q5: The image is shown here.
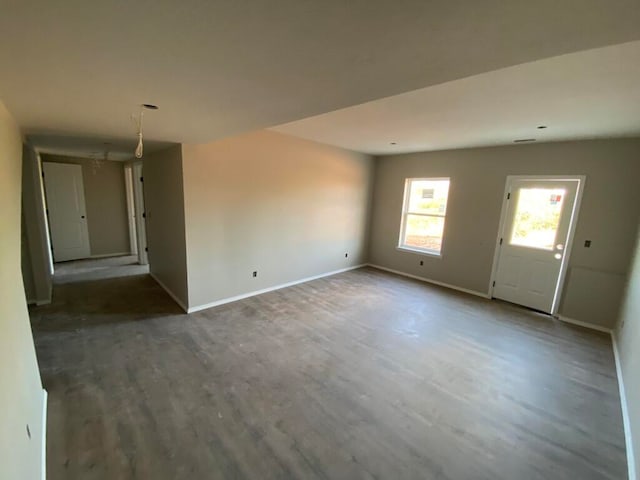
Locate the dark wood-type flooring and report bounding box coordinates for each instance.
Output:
[30,256,628,479]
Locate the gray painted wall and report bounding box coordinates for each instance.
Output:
[143,146,189,308]
[22,145,52,304]
[0,102,45,480]
[182,130,373,309]
[20,207,36,302]
[41,154,131,257]
[369,138,640,328]
[616,222,640,480]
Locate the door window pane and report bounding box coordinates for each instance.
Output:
[510,188,565,250]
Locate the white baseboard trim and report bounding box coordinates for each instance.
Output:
[367,264,491,299]
[612,333,636,480]
[188,264,367,314]
[41,389,48,480]
[555,315,613,334]
[89,252,132,259]
[149,272,188,312]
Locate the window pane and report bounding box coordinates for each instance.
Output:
[403,214,445,252]
[510,188,565,250]
[407,180,450,215]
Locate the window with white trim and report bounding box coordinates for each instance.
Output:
[398,178,450,255]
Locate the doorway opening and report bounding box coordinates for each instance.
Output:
[39,157,148,273]
[489,175,585,314]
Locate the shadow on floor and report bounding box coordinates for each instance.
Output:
[30,256,185,332]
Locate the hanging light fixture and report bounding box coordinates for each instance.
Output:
[132,103,158,158]
[135,107,144,158]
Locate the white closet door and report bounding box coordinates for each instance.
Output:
[43,162,91,262]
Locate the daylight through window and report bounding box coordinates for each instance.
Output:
[399,178,450,255]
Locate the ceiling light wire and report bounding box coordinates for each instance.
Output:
[133,105,144,158]
[132,104,159,158]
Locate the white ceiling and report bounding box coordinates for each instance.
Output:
[1,0,640,158]
[28,134,175,162]
[272,41,640,154]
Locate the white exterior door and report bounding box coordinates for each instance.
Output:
[493,177,581,313]
[43,162,91,262]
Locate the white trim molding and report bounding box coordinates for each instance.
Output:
[89,252,132,259]
[555,315,613,334]
[149,272,189,312]
[188,264,367,314]
[395,246,442,258]
[41,389,48,480]
[367,264,491,299]
[612,333,637,480]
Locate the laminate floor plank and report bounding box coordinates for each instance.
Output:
[30,256,627,479]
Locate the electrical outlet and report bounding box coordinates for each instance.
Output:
[584,240,592,248]
[252,271,257,278]
[419,260,424,266]
[345,253,348,258]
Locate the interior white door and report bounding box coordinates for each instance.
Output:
[42,162,91,262]
[493,178,580,313]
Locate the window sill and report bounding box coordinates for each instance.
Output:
[396,246,442,258]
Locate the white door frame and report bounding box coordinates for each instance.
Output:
[488,175,586,315]
[124,164,138,256]
[132,162,148,265]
